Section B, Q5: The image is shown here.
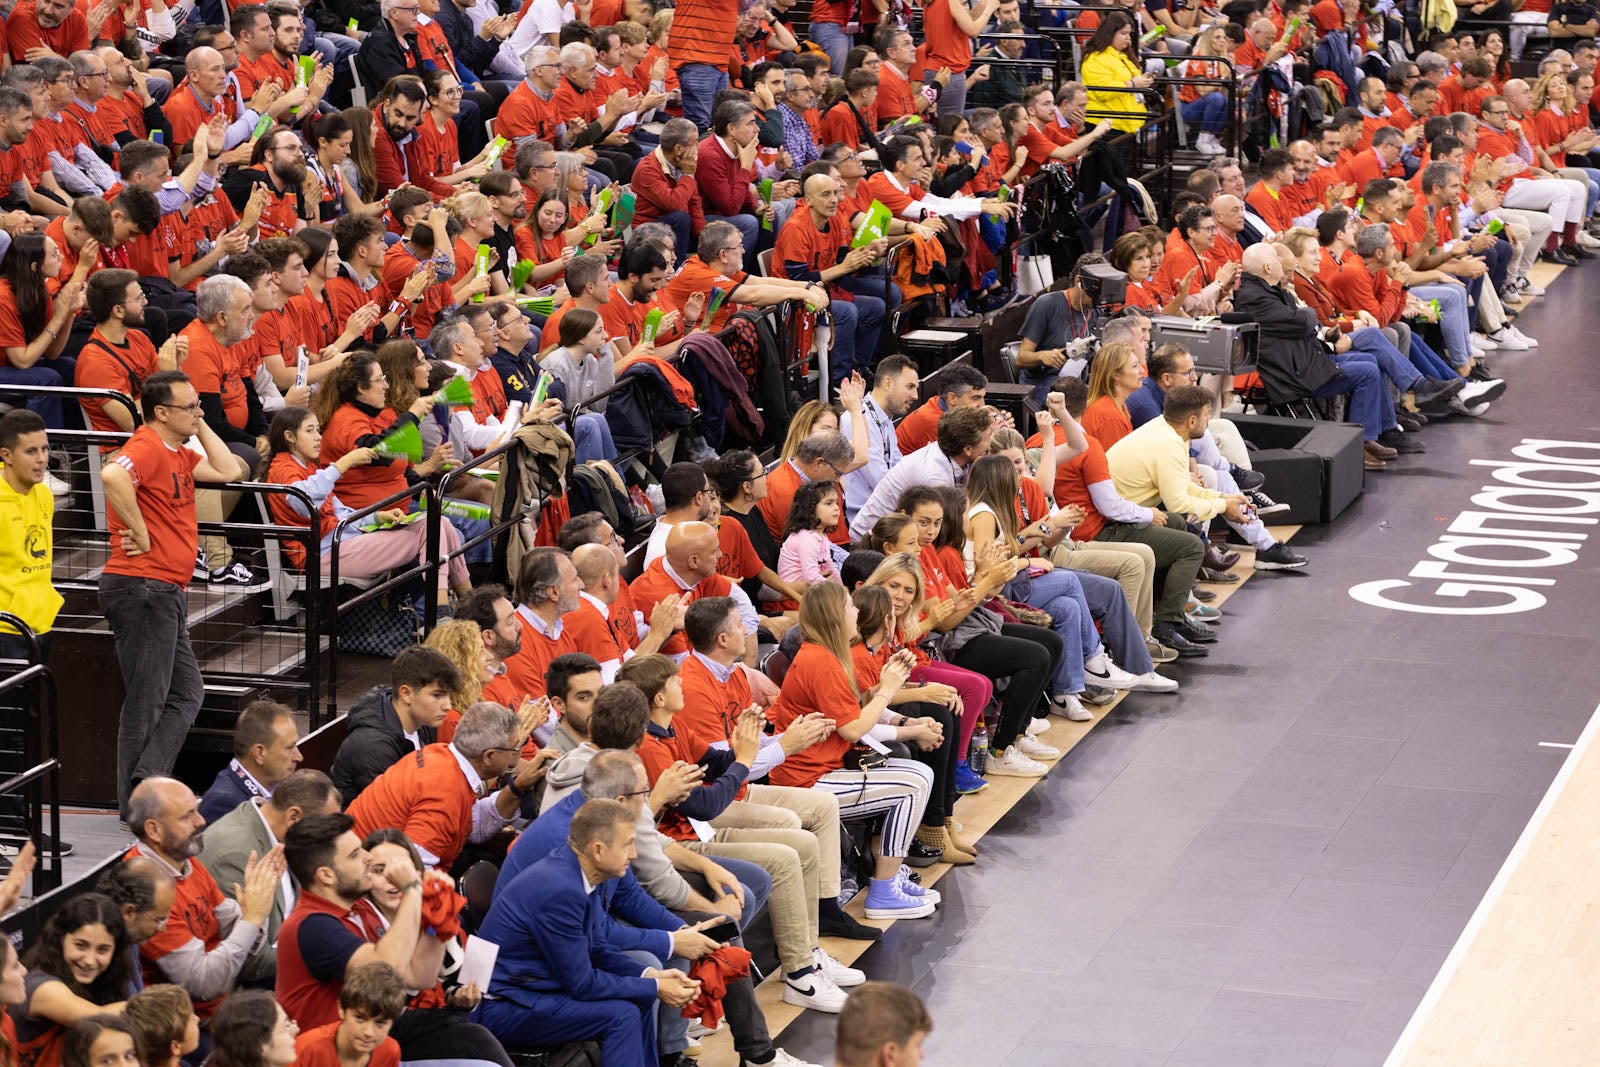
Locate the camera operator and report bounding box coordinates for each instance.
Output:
[1014,252,1114,404]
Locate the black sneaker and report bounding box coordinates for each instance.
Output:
[193,548,211,581]
[820,911,883,940]
[1174,619,1219,643]
[1230,466,1266,492]
[1467,361,1498,383]
[1244,489,1290,516]
[1378,428,1425,454]
[0,831,73,856]
[1082,685,1117,707]
[1254,543,1309,570]
[1412,377,1464,408]
[1192,587,1216,602]
[1151,621,1209,658]
[208,561,272,593]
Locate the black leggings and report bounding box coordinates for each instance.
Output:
[952,624,1063,751]
[900,699,959,825]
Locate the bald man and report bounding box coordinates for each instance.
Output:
[565,543,631,682]
[629,522,759,663]
[126,777,285,1024]
[773,171,888,383]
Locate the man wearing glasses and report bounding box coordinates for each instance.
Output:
[99,370,250,821]
[347,701,559,871]
[497,47,563,148]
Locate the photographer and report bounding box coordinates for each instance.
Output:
[1014,252,1109,404]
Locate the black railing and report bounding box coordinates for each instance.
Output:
[0,615,62,896]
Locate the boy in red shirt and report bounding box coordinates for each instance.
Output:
[292,962,406,1067]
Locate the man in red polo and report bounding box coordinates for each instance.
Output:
[629,522,752,660]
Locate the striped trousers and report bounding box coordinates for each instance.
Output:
[810,759,934,860]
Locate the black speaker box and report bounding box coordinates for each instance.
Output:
[1226,414,1367,524]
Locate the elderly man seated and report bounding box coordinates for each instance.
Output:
[1229,244,1398,471]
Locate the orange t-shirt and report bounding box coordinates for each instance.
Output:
[293,1023,400,1067]
[1080,395,1133,449]
[104,426,203,586]
[667,0,739,68]
[0,279,42,361]
[501,607,579,698]
[765,643,858,788]
[629,557,735,657]
[921,0,974,73]
[74,328,159,448]
[659,255,746,333]
[382,242,455,336]
[346,743,475,869]
[286,288,341,355]
[675,651,753,754]
[180,319,249,430]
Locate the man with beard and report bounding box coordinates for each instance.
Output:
[369,75,427,195]
[6,0,89,68]
[455,584,529,707]
[599,238,695,356]
[75,269,187,441]
[220,126,317,238]
[181,274,266,473]
[125,776,286,1024]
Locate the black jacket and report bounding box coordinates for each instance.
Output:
[1227,273,1342,403]
[357,24,427,94]
[433,0,500,79]
[330,685,437,803]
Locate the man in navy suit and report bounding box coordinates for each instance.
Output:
[472,798,719,1066]
[198,700,304,825]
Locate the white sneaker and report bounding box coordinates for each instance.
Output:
[1471,332,1498,352]
[1084,650,1140,690]
[1025,716,1051,737]
[1578,230,1600,249]
[783,968,848,1013]
[1195,131,1225,154]
[1129,671,1180,693]
[1500,286,1524,304]
[1051,693,1093,721]
[1519,278,1546,295]
[986,745,1048,777]
[44,469,69,498]
[1017,733,1062,760]
[1508,325,1538,347]
[1486,327,1529,351]
[760,1050,828,1067]
[814,946,865,987]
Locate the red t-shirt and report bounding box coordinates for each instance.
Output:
[895,396,942,455]
[1080,395,1133,449]
[126,844,230,1019]
[318,404,410,511]
[765,643,857,788]
[6,3,88,63]
[716,516,764,582]
[287,288,342,355]
[667,0,739,68]
[104,426,202,586]
[382,242,455,336]
[675,651,753,755]
[75,328,159,448]
[659,255,746,333]
[293,1023,400,1067]
[501,606,579,697]
[0,279,42,362]
[629,557,735,657]
[180,319,249,430]
[921,0,974,72]
[347,742,476,870]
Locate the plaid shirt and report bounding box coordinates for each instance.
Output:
[780,103,820,168]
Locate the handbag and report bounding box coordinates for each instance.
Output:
[842,745,888,771]
[1017,254,1054,296]
[336,578,425,656]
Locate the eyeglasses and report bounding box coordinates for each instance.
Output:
[158,402,204,413]
[366,374,388,386]
[391,4,419,11]
[620,788,652,799]
[435,86,463,98]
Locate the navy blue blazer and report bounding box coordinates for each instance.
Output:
[198,763,264,826]
[479,846,673,1008]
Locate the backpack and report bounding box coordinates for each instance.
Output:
[566,461,635,541]
[727,307,796,448]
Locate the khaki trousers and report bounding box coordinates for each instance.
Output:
[1051,538,1156,636]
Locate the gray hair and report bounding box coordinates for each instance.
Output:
[554,151,588,196]
[126,777,180,841]
[67,50,100,78]
[1447,111,1475,134]
[380,0,410,17]
[2,64,44,91]
[1371,125,1403,149]
[785,69,810,93]
[452,701,521,760]
[1419,159,1460,195]
[696,219,743,263]
[429,317,474,360]
[795,430,855,467]
[196,274,250,322]
[1354,223,1391,257]
[523,45,558,79]
[1414,50,1449,77]
[659,117,698,154]
[1100,318,1141,348]
[580,749,645,800]
[559,42,595,71]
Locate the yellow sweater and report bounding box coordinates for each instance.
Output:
[1104,416,1228,522]
[0,474,61,635]
[1081,48,1149,133]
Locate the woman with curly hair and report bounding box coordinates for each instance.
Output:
[13,895,135,1067]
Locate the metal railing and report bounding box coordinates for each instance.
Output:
[0,615,62,896]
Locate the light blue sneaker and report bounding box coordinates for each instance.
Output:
[864,878,936,919]
[897,865,941,906]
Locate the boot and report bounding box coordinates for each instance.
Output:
[944,818,979,858]
[916,824,974,865]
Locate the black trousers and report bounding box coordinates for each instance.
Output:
[951,623,1063,751]
[392,1006,514,1067]
[900,700,958,825]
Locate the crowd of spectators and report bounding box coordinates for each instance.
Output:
[0,0,1592,1060]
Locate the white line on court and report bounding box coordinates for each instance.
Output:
[1384,698,1600,1067]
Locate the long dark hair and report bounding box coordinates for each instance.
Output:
[932,485,969,553]
[311,351,381,430]
[4,232,53,335]
[784,479,839,538]
[1084,10,1136,58]
[61,1016,136,1067]
[267,406,314,462]
[525,188,569,242]
[341,106,378,200]
[25,893,133,1006]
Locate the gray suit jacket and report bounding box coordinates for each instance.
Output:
[197,799,286,985]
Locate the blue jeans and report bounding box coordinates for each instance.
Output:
[1348,326,1420,391]
[1333,350,1396,430]
[826,294,885,384]
[1408,283,1472,367]
[807,20,851,75]
[1407,333,1456,379]
[1310,358,1385,440]
[679,63,729,131]
[1073,568,1154,674]
[0,363,65,428]
[1180,91,1228,132]
[572,411,616,463]
[1017,568,1098,696]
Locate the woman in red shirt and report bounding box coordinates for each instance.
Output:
[312,352,452,512]
[512,190,577,292]
[264,406,470,592]
[766,582,944,918]
[1110,233,1187,315]
[1081,341,1141,447]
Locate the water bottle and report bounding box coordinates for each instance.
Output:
[968,722,990,774]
